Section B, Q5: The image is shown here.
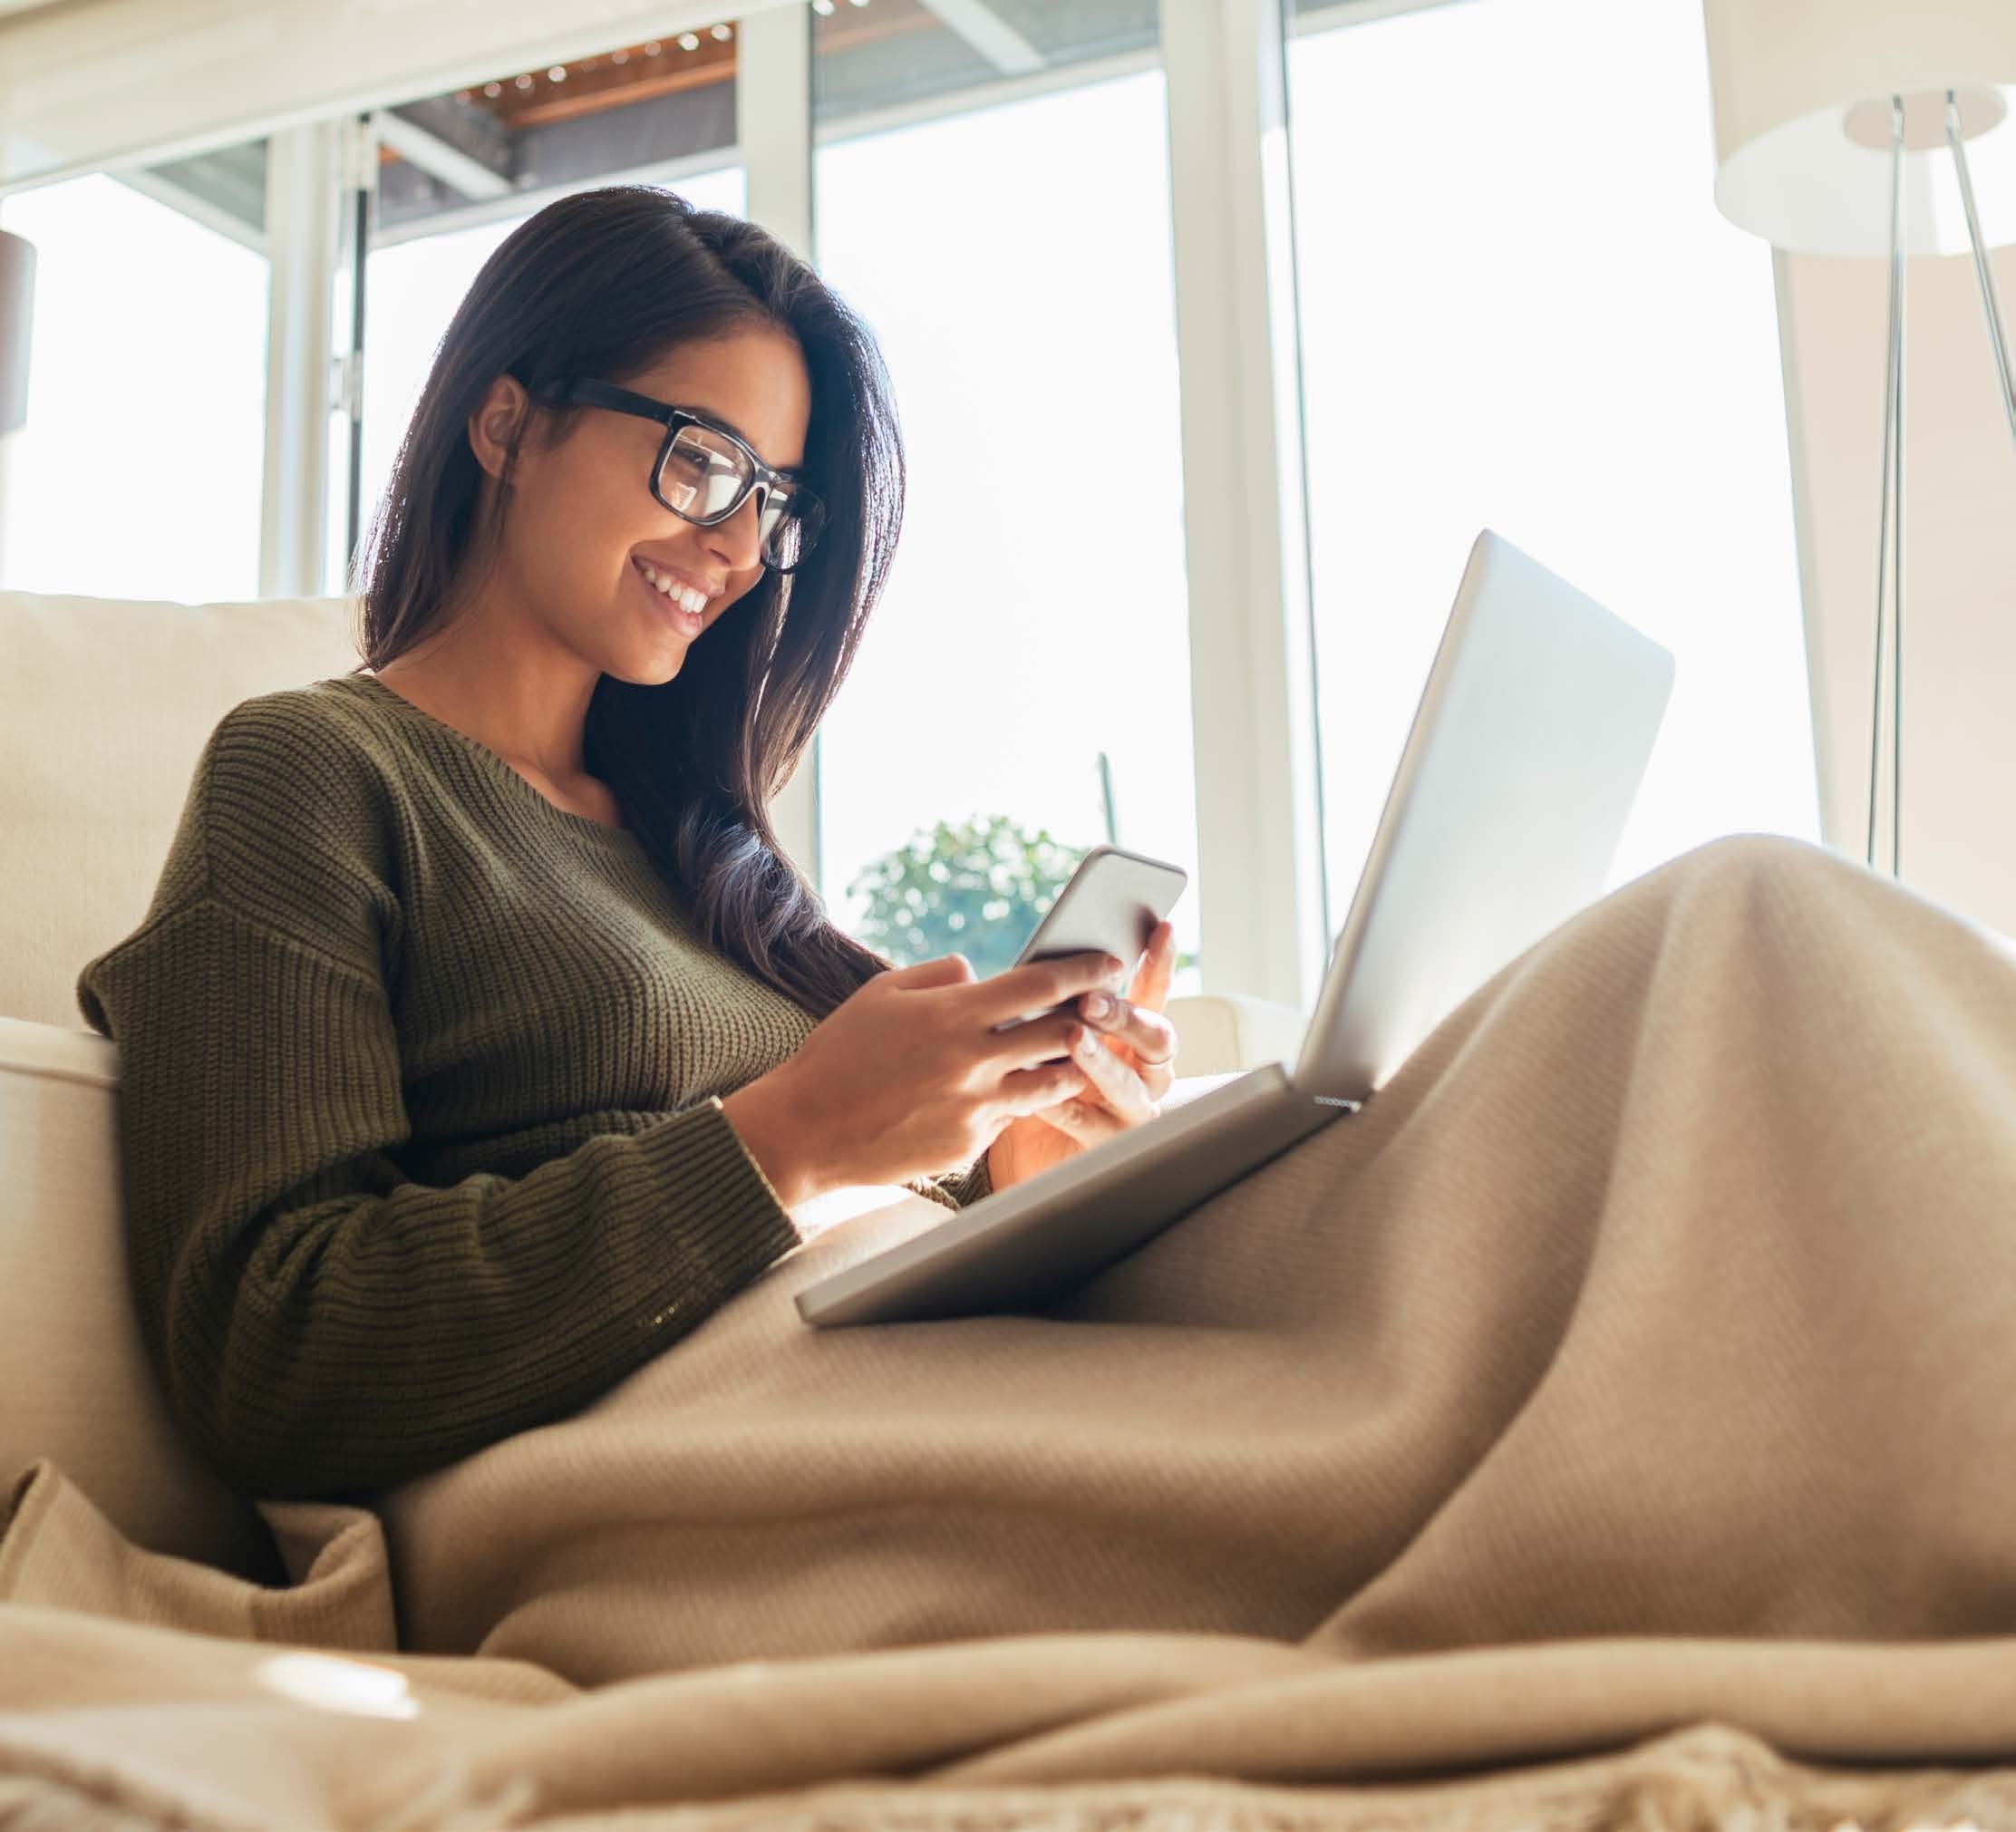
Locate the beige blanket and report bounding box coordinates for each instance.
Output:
[8,832,2016,1831]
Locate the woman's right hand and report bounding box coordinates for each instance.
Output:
[721,951,1126,1207]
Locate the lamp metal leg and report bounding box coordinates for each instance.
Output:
[1866,97,1906,877]
[1893,234,1905,882]
[1947,91,2016,447]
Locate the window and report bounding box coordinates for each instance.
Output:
[1287,0,1817,920]
[812,0,1157,125]
[811,4,1202,987]
[0,157,267,603]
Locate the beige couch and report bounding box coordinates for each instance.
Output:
[0,587,1304,1578]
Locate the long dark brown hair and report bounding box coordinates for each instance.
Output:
[357,185,898,1018]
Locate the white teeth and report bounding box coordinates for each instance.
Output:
[636,561,709,619]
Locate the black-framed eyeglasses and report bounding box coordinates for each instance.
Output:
[538,378,827,573]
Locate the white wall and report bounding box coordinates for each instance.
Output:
[1779,242,2016,937]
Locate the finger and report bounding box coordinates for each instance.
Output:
[972,952,1125,1028]
[1129,921,1177,1014]
[887,953,977,988]
[989,1013,1089,1073]
[1071,1026,1159,1128]
[1077,992,1177,1068]
[1030,1098,1130,1149]
[997,1060,1090,1116]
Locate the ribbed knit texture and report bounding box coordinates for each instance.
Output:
[77,673,988,1500]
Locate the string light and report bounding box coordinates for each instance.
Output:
[468,26,742,114]
[812,0,834,13]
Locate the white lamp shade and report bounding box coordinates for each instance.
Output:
[1703,0,2016,257]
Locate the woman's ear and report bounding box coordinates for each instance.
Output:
[467,374,531,481]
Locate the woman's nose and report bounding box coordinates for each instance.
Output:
[703,493,764,571]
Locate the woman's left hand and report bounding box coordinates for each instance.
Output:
[985,921,1181,1194]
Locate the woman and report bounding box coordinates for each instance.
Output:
[78,186,1180,1500]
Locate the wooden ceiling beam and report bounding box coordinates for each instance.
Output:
[434,6,944,135]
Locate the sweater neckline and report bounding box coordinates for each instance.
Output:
[337,673,644,846]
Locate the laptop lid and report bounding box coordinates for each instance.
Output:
[1292,528,1676,1101]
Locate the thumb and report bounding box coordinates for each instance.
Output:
[886,953,977,989]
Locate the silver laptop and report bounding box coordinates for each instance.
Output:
[796,529,1676,1327]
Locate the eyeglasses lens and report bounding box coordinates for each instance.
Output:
[656,426,820,570]
[758,496,824,571]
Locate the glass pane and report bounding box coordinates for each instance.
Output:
[1288,0,1817,923]
[814,0,1158,130]
[378,36,739,240]
[0,163,267,602]
[813,48,1203,988]
[815,0,997,123]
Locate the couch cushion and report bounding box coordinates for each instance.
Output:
[0,591,358,1027]
[1161,993,1309,1078]
[0,1016,271,1575]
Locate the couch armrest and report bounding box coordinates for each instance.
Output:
[0,1016,270,1575]
[1163,993,1307,1078]
[0,1013,119,1084]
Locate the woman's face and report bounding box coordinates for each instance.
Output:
[472,322,813,685]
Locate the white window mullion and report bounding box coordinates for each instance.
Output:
[258,121,351,601]
[735,3,822,888]
[737,5,815,262]
[1161,0,1329,1012]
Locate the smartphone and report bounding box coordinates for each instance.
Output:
[992,844,1187,1030]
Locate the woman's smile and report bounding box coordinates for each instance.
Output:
[631,555,710,635]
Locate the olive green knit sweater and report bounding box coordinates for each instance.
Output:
[78,673,988,1500]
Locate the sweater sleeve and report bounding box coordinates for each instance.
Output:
[908,1150,994,1211]
[77,703,803,1500]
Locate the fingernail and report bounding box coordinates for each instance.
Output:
[1083,993,1112,1018]
[1103,955,1124,974]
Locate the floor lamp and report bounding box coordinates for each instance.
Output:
[1701,1,2016,878]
